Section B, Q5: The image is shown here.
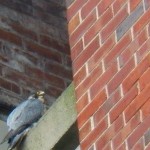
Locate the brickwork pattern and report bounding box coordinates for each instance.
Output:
[0,0,72,111]
[67,0,150,149]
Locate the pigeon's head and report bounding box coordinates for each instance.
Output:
[35,91,45,103]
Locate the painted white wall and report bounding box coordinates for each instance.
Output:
[0,120,8,150]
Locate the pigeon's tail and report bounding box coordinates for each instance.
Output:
[0,130,14,145]
[7,128,30,150]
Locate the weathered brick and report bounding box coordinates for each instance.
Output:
[0,28,22,46]
[25,40,62,63]
[40,35,70,55]
[84,7,113,46]
[117,143,126,150]
[116,2,144,40]
[9,21,38,41]
[101,5,128,43]
[70,10,97,47]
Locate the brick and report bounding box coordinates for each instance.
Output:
[76,93,89,113]
[125,82,150,122]
[87,33,115,72]
[25,40,62,63]
[112,112,141,149]
[71,39,83,61]
[103,142,112,150]
[96,115,124,149]
[0,28,22,46]
[108,57,135,95]
[104,31,132,69]
[97,0,114,15]
[75,63,103,100]
[116,2,144,40]
[84,7,113,46]
[45,61,72,80]
[74,65,87,87]
[117,143,126,150]
[110,85,138,123]
[94,88,121,127]
[141,98,150,119]
[119,28,148,67]
[81,117,108,150]
[77,89,107,129]
[144,0,150,10]
[133,8,150,36]
[139,69,150,91]
[73,36,100,73]
[122,55,150,94]
[68,13,80,34]
[144,128,150,146]
[136,38,150,63]
[148,24,150,36]
[70,10,97,47]
[90,61,118,99]
[146,143,150,150]
[79,119,91,141]
[132,138,144,150]
[127,116,150,149]
[113,0,128,14]
[81,0,100,19]
[9,21,38,41]
[129,0,142,12]
[45,86,63,98]
[40,35,70,55]
[101,5,128,43]
[67,0,87,21]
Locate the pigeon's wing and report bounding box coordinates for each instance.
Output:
[0,99,44,144]
[7,99,44,131]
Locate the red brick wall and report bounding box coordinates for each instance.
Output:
[67,0,150,149]
[0,0,72,114]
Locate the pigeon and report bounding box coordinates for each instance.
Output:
[0,91,45,150]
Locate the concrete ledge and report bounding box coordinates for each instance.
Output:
[18,83,77,150]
